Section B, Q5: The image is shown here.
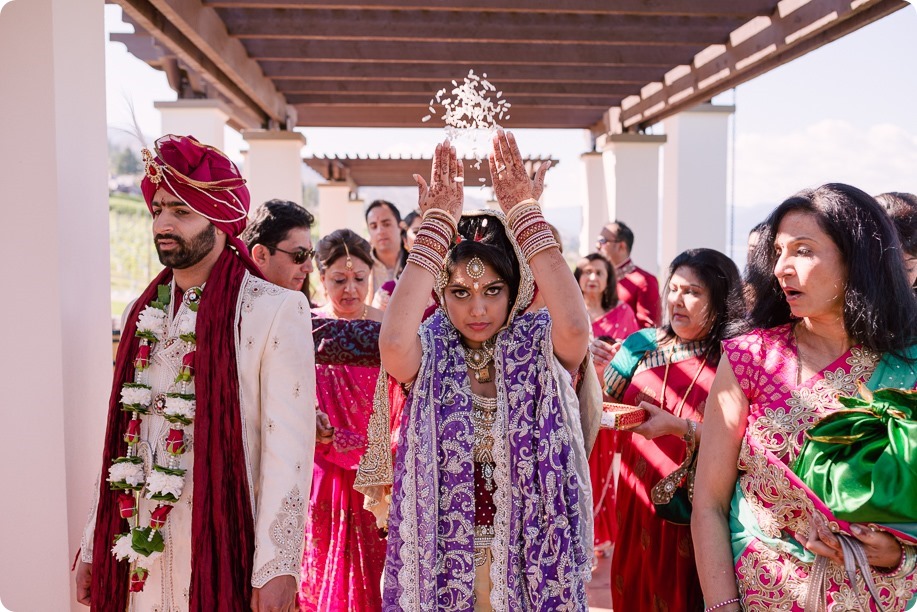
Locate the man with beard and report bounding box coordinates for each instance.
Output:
[75,134,314,612]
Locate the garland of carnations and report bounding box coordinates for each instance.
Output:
[106,284,202,593]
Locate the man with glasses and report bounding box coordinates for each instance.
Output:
[597,220,660,328]
[242,199,316,299]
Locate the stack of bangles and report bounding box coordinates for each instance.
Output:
[703,597,740,612]
[407,208,457,278]
[506,198,559,261]
[888,542,917,578]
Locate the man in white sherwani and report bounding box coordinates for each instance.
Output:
[75,134,315,612]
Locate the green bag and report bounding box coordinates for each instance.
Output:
[792,349,917,526]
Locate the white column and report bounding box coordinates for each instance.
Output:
[0,1,110,610]
[599,133,666,274]
[661,103,734,273]
[155,99,231,151]
[242,129,307,210]
[578,151,607,256]
[317,182,366,237]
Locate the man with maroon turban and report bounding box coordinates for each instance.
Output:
[75,135,315,612]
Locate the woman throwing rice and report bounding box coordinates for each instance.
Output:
[369,131,593,611]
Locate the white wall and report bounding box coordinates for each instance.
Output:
[661,104,734,273]
[0,0,111,610]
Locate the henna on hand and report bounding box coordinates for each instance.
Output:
[489,130,551,213]
[414,140,463,222]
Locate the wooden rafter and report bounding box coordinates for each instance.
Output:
[111,0,903,132]
[118,0,289,127]
[304,154,557,187]
[619,0,908,130]
[204,0,778,17]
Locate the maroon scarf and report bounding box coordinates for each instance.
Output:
[91,247,261,610]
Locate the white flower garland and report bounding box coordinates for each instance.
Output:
[108,461,145,488]
[120,385,153,407]
[145,470,186,501]
[108,284,201,592]
[163,395,196,420]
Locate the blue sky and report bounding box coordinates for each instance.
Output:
[100,3,917,257]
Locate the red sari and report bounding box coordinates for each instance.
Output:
[606,335,713,612]
[589,303,640,550]
[299,311,388,611]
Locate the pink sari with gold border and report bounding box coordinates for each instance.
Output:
[589,303,640,550]
[724,324,917,611]
[299,312,388,611]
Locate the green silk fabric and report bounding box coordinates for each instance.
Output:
[602,328,657,399]
[792,347,917,526]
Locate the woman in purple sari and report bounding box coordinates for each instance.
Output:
[361,132,593,611]
[694,184,917,611]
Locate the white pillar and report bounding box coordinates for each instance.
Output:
[242,129,307,210]
[661,103,734,273]
[0,1,111,610]
[579,151,607,256]
[317,183,366,237]
[599,133,666,274]
[154,99,230,151]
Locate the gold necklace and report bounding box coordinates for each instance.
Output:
[463,338,496,383]
[330,304,367,320]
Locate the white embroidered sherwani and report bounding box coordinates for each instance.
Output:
[81,274,316,611]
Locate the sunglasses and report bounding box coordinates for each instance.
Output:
[271,245,315,265]
[596,236,623,246]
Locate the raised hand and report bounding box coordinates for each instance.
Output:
[412,139,464,223]
[489,129,551,213]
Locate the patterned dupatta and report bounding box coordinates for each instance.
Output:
[382,308,591,612]
[602,328,710,402]
[724,325,917,611]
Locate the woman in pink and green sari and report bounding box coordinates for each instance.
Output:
[300,229,388,611]
[694,184,917,611]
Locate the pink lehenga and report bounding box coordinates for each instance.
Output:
[589,303,640,551]
[723,324,917,610]
[299,313,388,611]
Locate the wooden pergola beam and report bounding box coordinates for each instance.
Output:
[242,40,705,66]
[273,80,639,97]
[286,93,625,107]
[304,155,557,187]
[118,0,289,126]
[259,61,663,84]
[293,104,605,128]
[220,10,747,46]
[205,0,777,18]
[619,0,907,130]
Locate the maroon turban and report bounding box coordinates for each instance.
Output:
[140,134,250,238]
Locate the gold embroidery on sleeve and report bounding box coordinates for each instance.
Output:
[251,486,305,588]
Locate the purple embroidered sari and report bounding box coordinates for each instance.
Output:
[383,308,591,611]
